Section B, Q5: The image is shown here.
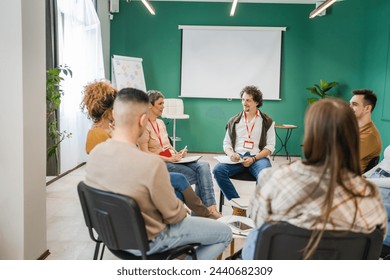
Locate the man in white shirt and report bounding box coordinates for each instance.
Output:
[213,85,275,215]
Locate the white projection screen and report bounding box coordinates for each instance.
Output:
[179,26,286,100]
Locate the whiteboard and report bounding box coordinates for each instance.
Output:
[179,26,286,100]
[111,55,146,91]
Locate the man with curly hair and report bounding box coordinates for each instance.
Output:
[213,85,276,216]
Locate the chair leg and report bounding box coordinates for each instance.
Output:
[93,242,101,260]
[219,190,224,213]
[93,242,105,260]
[99,244,105,260]
[230,239,235,256]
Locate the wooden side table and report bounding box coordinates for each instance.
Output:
[273,124,297,162]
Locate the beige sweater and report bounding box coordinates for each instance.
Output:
[85,139,186,240]
[138,119,175,155]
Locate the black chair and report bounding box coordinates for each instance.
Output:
[364,156,380,173]
[381,244,390,260]
[218,170,256,212]
[77,181,198,260]
[252,222,383,260]
[78,181,105,260]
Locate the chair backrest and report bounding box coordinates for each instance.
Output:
[78,181,101,244]
[254,222,383,260]
[364,156,380,173]
[77,181,150,259]
[162,98,186,117]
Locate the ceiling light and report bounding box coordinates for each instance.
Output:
[141,0,155,15]
[230,0,238,17]
[309,0,337,19]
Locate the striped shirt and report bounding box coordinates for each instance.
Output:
[247,160,387,236]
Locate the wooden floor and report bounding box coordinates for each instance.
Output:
[45,153,297,260]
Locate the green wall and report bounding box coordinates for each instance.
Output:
[360,0,390,160]
[110,0,390,157]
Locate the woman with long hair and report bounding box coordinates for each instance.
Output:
[242,98,387,259]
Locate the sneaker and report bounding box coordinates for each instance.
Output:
[232,206,246,217]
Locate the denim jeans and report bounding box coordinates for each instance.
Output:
[166,161,216,207]
[213,152,272,200]
[169,172,188,201]
[241,228,259,260]
[379,186,390,246]
[129,216,233,260]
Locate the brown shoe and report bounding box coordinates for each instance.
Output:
[232,206,246,217]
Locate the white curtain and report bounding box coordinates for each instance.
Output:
[56,0,105,173]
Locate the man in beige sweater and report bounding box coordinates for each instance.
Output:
[85,87,232,260]
[350,89,382,173]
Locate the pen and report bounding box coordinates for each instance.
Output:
[181,146,187,154]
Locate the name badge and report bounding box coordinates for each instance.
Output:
[243,140,254,150]
[159,148,172,157]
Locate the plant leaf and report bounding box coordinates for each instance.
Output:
[46,65,73,160]
[306,86,322,97]
[307,97,318,104]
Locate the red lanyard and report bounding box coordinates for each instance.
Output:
[148,118,163,148]
[243,110,259,139]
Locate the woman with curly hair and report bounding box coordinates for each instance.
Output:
[81,81,117,154]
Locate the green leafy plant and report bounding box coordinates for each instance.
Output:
[46,65,73,161]
[306,79,339,104]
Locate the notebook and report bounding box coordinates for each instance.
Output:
[174,155,202,164]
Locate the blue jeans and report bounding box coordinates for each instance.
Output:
[129,217,232,260]
[242,228,259,260]
[379,187,390,246]
[169,172,188,201]
[213,152,272,200]
[167,161,216,207]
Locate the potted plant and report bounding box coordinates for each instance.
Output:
[306,79,339,104]
[46,65,72,175]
